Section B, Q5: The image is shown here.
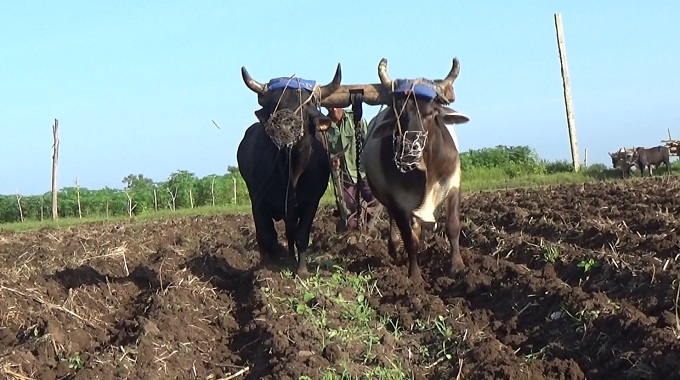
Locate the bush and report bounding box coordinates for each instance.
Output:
[544,160,574,174]
[460,145,575,178]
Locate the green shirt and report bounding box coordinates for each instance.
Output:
[326,109,368,183]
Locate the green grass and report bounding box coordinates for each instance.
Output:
[461,169,597,191]
[0,203,252,233]
[264,265,459,379]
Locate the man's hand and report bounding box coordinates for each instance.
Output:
[331,157,341,169]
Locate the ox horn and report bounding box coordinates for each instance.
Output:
[317,63,343,100]
[435,58,460,95]
[377,58,393,88]
[240,66,266,95]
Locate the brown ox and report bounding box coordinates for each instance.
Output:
[608,147,635,178]
[358,58,470,283]
[633,146,672,177]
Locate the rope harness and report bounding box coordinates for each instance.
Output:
[390,86,428,173]
[393,129,428,172]
[264,108,305,149]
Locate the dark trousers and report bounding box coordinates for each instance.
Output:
[340,176,376,229]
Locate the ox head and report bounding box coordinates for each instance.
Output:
[608,152,619,168]
[609,148,635,168]
[369,58,470,171]
[240,64,343,149]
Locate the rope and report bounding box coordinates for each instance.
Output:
[250,76,322,220]
[390,82,427,173]
[350,90,365,231]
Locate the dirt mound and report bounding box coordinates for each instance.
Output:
[1,177,680,379]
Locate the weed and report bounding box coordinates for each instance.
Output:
[578,258,598,273]
[263,265,415,379]
[541,244,561,263]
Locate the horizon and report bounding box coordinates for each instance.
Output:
[3,1,679,196]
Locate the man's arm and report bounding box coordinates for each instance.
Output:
[325,126,342,154]
[359,118,369,140]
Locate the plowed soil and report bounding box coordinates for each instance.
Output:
[2,177,680,380]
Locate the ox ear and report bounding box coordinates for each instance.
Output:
[254,108,269,124]
[439,106,470,125]
[313,115,333,132]
[442,113,470,125]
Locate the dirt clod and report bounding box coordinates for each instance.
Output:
[1,177,680,379]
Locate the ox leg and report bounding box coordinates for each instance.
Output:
[252,203,282,262]
[444,189,465,276]
[393,209,423,283]
[293,200,320,279]
[387,212,402,261]
[282,180,299,266]
[284,213,299,270]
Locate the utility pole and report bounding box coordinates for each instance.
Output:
[554,13,580,172]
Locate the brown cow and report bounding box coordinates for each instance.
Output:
[608,147,635,178]
[633,146,672,177]
[359,58,470,283]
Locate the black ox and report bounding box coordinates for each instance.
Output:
[237,64,342,277]
[634,146,672,177]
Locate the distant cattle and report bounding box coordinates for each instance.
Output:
[321,57,470,283]
[634,146,671,177]
[608,147,636,178]
[237,64,343,277]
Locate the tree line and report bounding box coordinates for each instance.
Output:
[0,166,251,223]
[0,145,605,224]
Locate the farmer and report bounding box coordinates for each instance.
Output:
[325,106,377,231]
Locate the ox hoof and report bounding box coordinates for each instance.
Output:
[447,262,466,278]
[409,273,425,287]
[296,266,311,280]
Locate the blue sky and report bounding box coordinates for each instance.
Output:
[2,1,678,195]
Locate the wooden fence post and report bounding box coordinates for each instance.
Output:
[584,148,588,168]
[51,119,60,220]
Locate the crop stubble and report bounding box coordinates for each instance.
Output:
[1,177,679,379]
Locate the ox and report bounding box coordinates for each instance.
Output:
[608,147,635,178]
[360,58,470,283]
[634,146,672,177]
[237,64,342,277]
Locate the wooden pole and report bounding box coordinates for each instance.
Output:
[669,129,677,162]
[232,177,237,204]
[554,13,580,172]
[16,192,24,223]
[584,148,588,168]
[75,177,82,219]
[51,119,60,220]
[153,187,158,212]
[211,176,216,207]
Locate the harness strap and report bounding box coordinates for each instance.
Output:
[320,130,349,227]
[350,90,365,231]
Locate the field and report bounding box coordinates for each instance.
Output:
[2,175,680,380]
